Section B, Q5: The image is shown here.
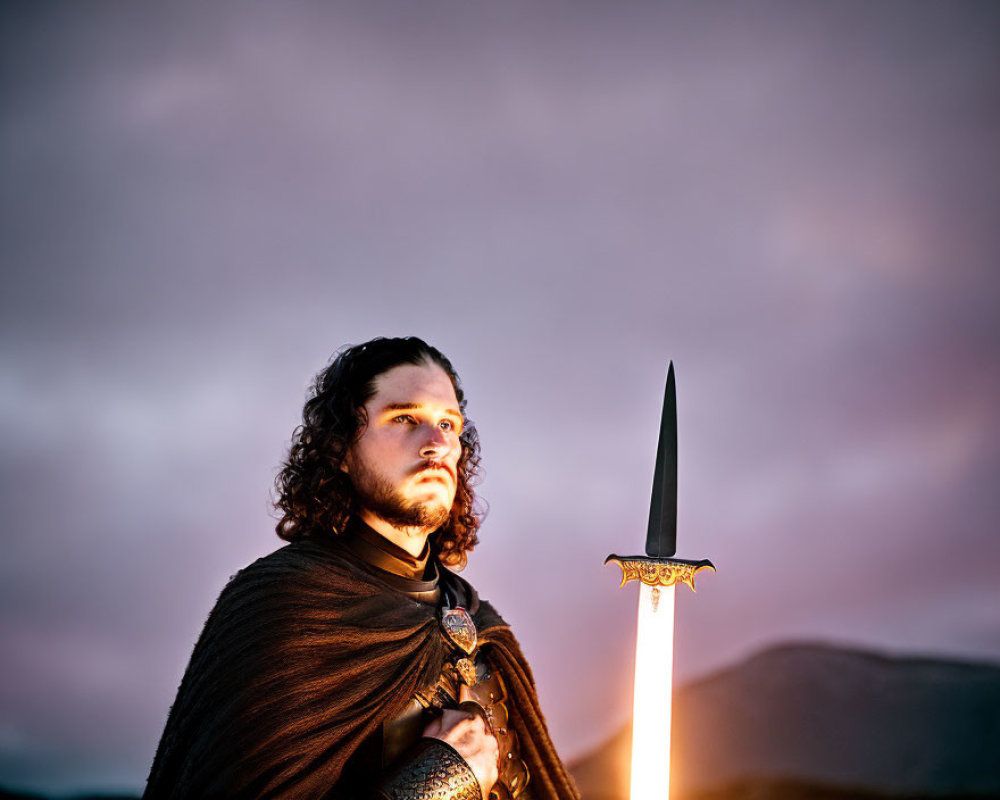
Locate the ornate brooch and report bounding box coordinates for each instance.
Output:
[440,607,479,686]
[440,607,477,655]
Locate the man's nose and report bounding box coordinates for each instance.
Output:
[419,424,452,459]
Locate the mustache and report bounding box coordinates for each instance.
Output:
[412,460,455,481]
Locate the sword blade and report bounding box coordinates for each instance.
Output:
[645,363,677,558]
[611,362,711,800]
[630,583,676,800]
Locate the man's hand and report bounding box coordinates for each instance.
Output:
[424,709,499,799]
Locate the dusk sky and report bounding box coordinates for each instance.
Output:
[2,1,999,794]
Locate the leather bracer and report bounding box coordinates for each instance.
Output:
[373,738,482,800]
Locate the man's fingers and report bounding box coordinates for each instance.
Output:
[423,705,499,798]
[427,708,482,737]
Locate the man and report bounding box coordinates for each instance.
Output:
[145,337,580,800]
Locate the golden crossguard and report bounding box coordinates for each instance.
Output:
[605,555,715,591]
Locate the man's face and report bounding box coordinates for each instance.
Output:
[346,361,463,532]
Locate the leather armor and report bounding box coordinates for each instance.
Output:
[376,631,529,800]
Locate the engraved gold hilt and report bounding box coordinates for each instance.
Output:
[605,554,715,591]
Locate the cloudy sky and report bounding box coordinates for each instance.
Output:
[2,1,999,793]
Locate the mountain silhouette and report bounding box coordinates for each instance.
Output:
[571,642,1000,800]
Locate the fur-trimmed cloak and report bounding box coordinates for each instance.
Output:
[145,537,580,800]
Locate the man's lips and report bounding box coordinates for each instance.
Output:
[412,462,455,485]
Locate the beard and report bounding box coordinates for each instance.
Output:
[349,459,452,532]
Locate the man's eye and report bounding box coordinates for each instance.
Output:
[392,415,416,425]
[439,420,453,432]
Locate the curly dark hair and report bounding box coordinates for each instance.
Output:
[274,336,483,569]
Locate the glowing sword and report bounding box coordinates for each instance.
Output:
[606,363,714,800]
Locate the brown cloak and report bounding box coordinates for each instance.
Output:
[144,537,580,800]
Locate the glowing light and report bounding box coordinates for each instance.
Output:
[629,583,675,800]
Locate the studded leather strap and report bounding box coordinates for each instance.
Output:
[374,737,483,800]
